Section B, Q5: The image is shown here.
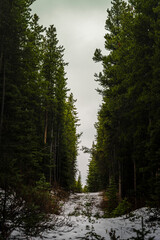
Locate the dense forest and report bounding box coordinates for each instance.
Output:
[87,0,160,212]
[0,0,80,238]
[1,0,160,238]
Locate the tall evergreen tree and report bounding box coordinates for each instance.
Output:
[93,0,129,199]
[86,143,102,192]
[0,0,81,238]
[92,0,160,207]
[61,93,81,189]
[75,171,82,193]
[0,1,52,238]
[41,25,69,185]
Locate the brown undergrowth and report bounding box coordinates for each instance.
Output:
[100,191,109,211]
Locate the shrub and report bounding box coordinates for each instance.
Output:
[104,178,118,217]
[112,198,131,217]
[0,179,61,240]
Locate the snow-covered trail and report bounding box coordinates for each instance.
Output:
[42,192,106,240]
[37,192,160,240]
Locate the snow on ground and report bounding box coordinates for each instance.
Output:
[12,192,160,239]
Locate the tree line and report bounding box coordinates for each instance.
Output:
[0,0,80,238]
[87,0,160,209]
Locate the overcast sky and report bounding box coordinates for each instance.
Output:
[31,0,111,186]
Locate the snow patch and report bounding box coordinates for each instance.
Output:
[11,192,160,239]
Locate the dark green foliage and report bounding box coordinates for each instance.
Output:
[41,24,70,187]
[41,27,80,188]
[83,185,89,193]
[91,0,160,208]
[87,158,101,192]
[105,178,118,216]
[75,172,83,193]
[0,0,80,238]
[112,198,131,217]
[0,183,59,239]
[61,93,81,190]
[86,143,102,192]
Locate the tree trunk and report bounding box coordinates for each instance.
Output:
[112,144,116,179]
[49,121,54,185]
[44,110,48,144]
[0,61,6,143]
[57,129,60,183]
[54,135,57,183]
[0,51,3,73]
[133,159,137,208]
[2,187,7,239]
[118,160,122,201]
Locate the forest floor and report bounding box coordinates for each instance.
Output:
[12,192,160,239]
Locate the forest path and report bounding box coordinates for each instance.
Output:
[63,192,104,218]
[44,192,108,240]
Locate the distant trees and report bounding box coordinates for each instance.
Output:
[75,171,83,193]
[87,0,160,207]
[86,143,102,192]
[0,0,80,238]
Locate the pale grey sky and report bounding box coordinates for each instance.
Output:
[31,0,111,186]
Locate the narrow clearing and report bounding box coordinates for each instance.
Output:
[39,192,160,240]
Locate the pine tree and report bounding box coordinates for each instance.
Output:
[61,93,81,189]
[41,26,81,190]
[0,0,50,238]
[93,0,129,199]
[41,25,68,185]
[93,0,160,206]
[0,1,71,238]
[86,143,102,192]
[76,172,82,193]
